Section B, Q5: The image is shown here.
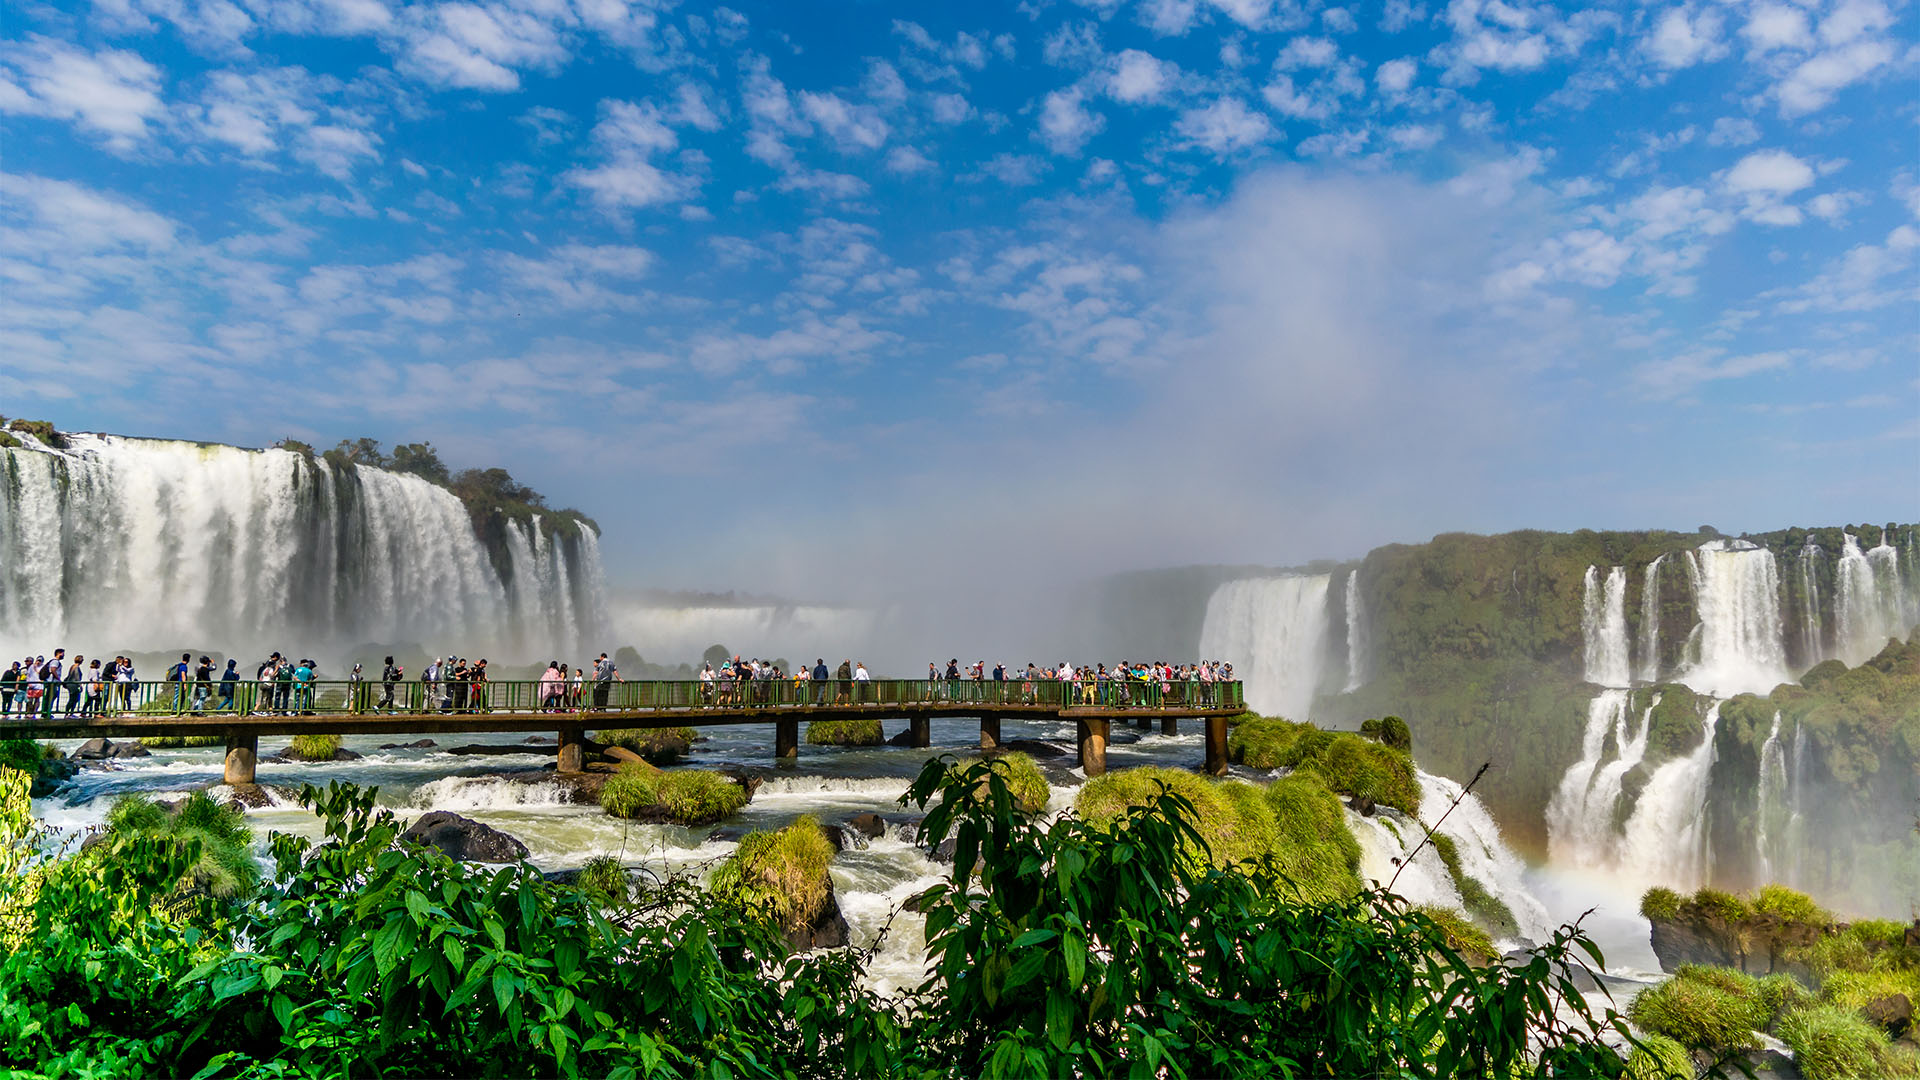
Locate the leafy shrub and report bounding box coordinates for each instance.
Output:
[1641,886,1683,921]
[140,735,225,749]
[1359,715,1412,752]
[1415,904,1496,965]
[976,752,1049,815]
[286,733,342,761]
[1778,1004,1898,1080]
[103,790,259,897]
[708,816,835,936]
[1807,932,1875,979]
[1757,972,1813,1022]
[1623,1032,1694,1079]
[1821,967,1920,1015]
[574,855,628,906]
[1077,768,1272,869]
[806,719,884,745]
[1261,775,1362,903]
[599,765,748,825]
[1843,919,1908,949]
[1228,715,1313,767]
[0,741,49,776]
[5,419,63,447]
[595,726,696,764]
[1751,883,1829,925]
[1626,967,1765,1052]
[1687,888,1751,923]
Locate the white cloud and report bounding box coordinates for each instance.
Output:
[1037,88,1104,154]
[1322,8,1358,33]
[1140,0,1198,35]
[863,60,908,104]
[1775,38,1894,116]
[299,123,381,179]
[565,99,693,211]
[2,172,177,251]
[1173,98,1274,154]
[1820,0,1893,46]
[799,91,889,151]
[1647,5,1728,69]
[1375,57,1417,93]
[1632,349,1790,399]
[397,2,568,91]
[1263,75,1332,120]
[1388,123,1442,150]
[927,92,972,124]
[968,153,1048,186]
[1107,49,1176,103]
[1723,149,1815,196]
[1741,4,1812,54]
[0,37,165,151]
[885,145,935,174]
[671,82,722,131]
[196,68,318,156]
[1706,116,1760,147]
[1806,190,1866,222]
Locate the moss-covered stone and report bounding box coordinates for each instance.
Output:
[600,766,749,825]
[1227,715,1314,766]
[286,734,342,761]
[1261,776,1363,903]
[1416,904,1497,966]
[1777,1004,1902,1080]
[1429,832,1519,939]
[139,735,225,749]
[804,719,884,746]
[975,752,1049,815]
[1627,966,1766,1052]
[1622,1031,1694,1080]
[708,816,836,938]
[595,727,696,764]
[1076,768,1272,869]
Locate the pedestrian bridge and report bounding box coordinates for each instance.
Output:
[3,678,1246,784]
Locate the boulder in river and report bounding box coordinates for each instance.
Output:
[1001,739,1067,759]
[377,739,437,750]
[30,755,79,797]
[400,811,530,863]
[1644,891,1820,983]
[71,738,150,761]
[845,812,887,839]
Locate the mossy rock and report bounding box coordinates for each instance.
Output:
[1429,832,1519,939]
[1359,714,1411,753]
[805,719,884,746]
[1076,767,1275,869]
[1226,716,1421,814]
[974,752,1049,815]
[1777,1003,1903,1080]
[103,790,258,898]
[708,816,836,938]
[1627,966,1768,1052]
[1750,883,1829,925]
[1261,775,1362,903]
[1416,904,1497,966]
[595,727,696,764]
[139,735,226,749]
[1640,684,1707,764]
[286,733,343,761]
[1623,1031,1694,1080]
[1227,715,1314,767]
[600,766,749,826]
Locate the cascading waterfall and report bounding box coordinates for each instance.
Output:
[1795,540,1826,668]
[1197,575,1330,719]
[0,433,605,660]
[1754,712,1788,884]
[1836,530,1912,666]
[1679,541,1787,697]
[1785,722,1808,887]
[1616,702,1722,889]
[1545,690,1657,871]
[1342,569,1367,692]
[1418,771,1553,942]
[1582,566,1631,687]
[1636,555,1665,684]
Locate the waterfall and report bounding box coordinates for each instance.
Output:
[1754,712,1788,883]
[1616,702,1722,889]
[1197,575,1331,719]
[1545,689,1653,870]
[1342,569,1367,692]
[1679,541,1787,697]
[1582,566,1631,687]
[1836,529,1912,666]
[1795,540,1825,669]
[0,434,605,661]
[1786,722,1808,886]
[1636,555,1665,684]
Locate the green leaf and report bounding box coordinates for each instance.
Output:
[493,966,515,1013]
[1012,928,1058,948]
[1063,934,1087,989]
[1045,993,1073,1052]
[443,936,466,972]
[406,890,430,923]
[484,918,507,951]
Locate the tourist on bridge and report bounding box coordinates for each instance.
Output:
[380,656,402,711]
[190,655,213,715]
[812,659,830,704]
[0,661,16,716]
[593,653,618,709]
[853,661,870,702]
[220,659,239,711]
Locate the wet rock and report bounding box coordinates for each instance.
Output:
[927,837,957,864]
[902,886,940,913]
[846,812,887,839]
[400,811,530,863]
[1001,739,1067,759]
[225,783,280,809]
[445,743,543,757]
[601,746,659,770]
[377,739,437,750]
[1348,795,1378,816]
[715,768,765,801]
[887,728,918,747]
[271,746,362,762]
[789,885,851,952]
[1108,730,1141,745]
[30,756,78,798]
[1733,1045,1801,1080]
[707,826,748,843]
[1864,993,1913,1037]
[71,738,150,761]
[823,824,870,853]
[523,735,556,744]
[1647,910,1819,982]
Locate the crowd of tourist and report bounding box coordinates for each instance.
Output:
[1,648,1234,718]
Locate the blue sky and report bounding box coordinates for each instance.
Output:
[3,0,1915,597]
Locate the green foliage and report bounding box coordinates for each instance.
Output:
[1751,883,1829,925]
[1622,1032,1694,1079]
[1429,832,1520,939]
[1641,886,1683,921]
[1688,888,1752,923]
[805,719,884,745]
[599,765,749,825]
[1078,768,1267,869]
[1641,685,1708,763]
[708,816,836,936]
[1261,775,1364,903]
[7,418,65,448]
[1778,1004,1903,1080]
[1820,967,1920,1015]
[0,430,18,449]
[574,856,628,907]
[140,735,226,749]
[1626,966,1767,1052]
[103,790,260,898]
[287,733,342,761]
[596,727,697,764]
[978,752,1049,815]
[1360,714,1413,752]
[1757,973,1813,1020]
[1227,714,1313,767]
[0,740,46,776]
[1415,904,1497,965]
[387,440,450,484]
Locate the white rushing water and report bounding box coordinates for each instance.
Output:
[1546,691,1656,873]
[1835,530,1911,667]
[0,433,605,661]
[1754,712,1788,884]
[1198,575,1331,719]
[1582,566,1631,688]
[1678,541,1788,697]
[1636,555,1665,684]
[1343,569,1368,692]
[1615,702,1721,890]
[1794,541,1825,668]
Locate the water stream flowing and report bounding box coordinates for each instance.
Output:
[1197,575,1331,719]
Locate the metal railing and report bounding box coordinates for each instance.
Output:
[0,677,1243,719]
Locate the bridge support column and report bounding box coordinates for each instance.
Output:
[979,716,1000,750]
[223,734,257,786]
[1136,714,1154,731]
[1077,717,1108,777]
[557,725,584,774]
[1204,716,1228,776]
[1160,716,1178,736]
[909,715,931,748]
[775,717,799,760]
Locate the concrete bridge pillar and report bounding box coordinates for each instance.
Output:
[557,725,584,773]
[1204,716,1228,776]
[1161,716,1178,736]
[979,716,1000,750]
[223,734,257,786]
[908,715,931,748]
[1077,717,1108,777]
[775,717,799,760]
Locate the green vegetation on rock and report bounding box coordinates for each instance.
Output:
[140,735,226,749]
[1359,715,1412,752]
[708,816,835,937]
[574,855,628,907]
[1626,965,1766,1052]
[1261,776,1364,903]
[1777,1004,1905,1080]
[1622,1031,1694,1080]
[1414,904,1496,966]
[1428,832,1519,939]
[976,752,1049,815]
[595,726,696,764]
[1227,714,1313,766]
[599,765,748,825]
[286,733,342,761]
[1078,768,1270,869]
[805,719,884,746]
[104,790,259,898]
[1227,716,1422,813]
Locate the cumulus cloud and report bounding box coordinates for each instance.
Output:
[0,37,166,151]
[1646,5,1728,69]
[1036,88,1104,154]
[1174,98,1274,154]
[396,3,569,91]
[565,99,695,210]
[1107,49,1176,103]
